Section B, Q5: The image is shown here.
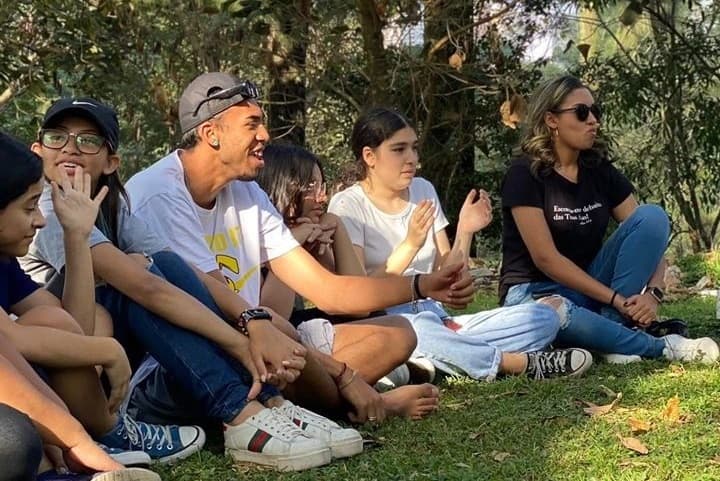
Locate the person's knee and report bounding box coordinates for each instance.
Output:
[633,204,670,240]
[0,404,42,481]
[382,315,417,357]
[19,305,83,335]
[537,295,571,330]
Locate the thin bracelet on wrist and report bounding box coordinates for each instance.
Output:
[338,370,357,391]
[609,290,618,306]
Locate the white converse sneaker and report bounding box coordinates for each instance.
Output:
[224,408,331,471]
[91,468,161,481]
[601,353,643,364]
[663,334,720,364]
[278,400,363,459]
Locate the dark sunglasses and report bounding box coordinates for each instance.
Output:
[39,129,106,154]
[193,81,261,116]
[551,103,602,122]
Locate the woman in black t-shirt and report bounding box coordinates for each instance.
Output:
[500,75,718,363]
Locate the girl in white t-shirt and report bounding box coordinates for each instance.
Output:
[328,107,595,381]
[258,143,442,421]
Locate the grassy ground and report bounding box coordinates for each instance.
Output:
[154,294,720,481]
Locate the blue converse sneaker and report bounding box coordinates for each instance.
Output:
[99,444,151,467]
[98,415,205,464]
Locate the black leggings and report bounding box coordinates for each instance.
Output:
[0,404,42,481]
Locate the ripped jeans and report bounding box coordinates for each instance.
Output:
[504,204,668,358]
[384,299,560,380]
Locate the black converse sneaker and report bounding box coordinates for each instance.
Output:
[525,348,593,379]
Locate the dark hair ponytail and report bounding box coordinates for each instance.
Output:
[95,170,129,246]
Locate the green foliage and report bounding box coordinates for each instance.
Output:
[676,251,720,286]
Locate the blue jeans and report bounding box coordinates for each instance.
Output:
[504,204,669,358]
[384,299,559,380]
[97,250,279,424]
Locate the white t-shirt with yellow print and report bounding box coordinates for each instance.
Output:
[125,150,298,305]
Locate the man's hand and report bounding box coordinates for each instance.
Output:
[624,292,659,327]
[405,200,435,248]
[338,370,386,424]
[457,189,492,235]
[102,339,131,414]
[51,166,108,239]
[419,263,475,309]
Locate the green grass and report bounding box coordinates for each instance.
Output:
[154,294,720,481]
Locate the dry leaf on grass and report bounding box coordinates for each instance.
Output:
[709,455,720,465]
[617,434,649,455]
[581,391,623,416]
[491,451,512,462]
[468,431,482,440]
[445,400,472,410]
[628,417,652,434]
[598,385,618,398]
[668,365,686,377]
[662,395,681,423]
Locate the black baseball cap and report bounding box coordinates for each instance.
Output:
[179,72,260,134]
[42,97,120,153]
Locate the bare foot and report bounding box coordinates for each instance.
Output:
[381,383,440,420]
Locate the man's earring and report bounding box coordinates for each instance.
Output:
[211,138,219,147]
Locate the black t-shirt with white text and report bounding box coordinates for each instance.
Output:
[499,155,634,300]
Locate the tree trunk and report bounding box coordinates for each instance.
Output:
[355,0,390,105]
[265,0,311,145]
[421,0,476,225]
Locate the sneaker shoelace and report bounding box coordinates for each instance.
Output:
[530,351,569,379]
[123,415,174,451]
[267,408,311,440]
[283,404,333,430]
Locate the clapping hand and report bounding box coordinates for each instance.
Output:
[406,200,435,248]
[457,189,492,235]
[51,167,108,238]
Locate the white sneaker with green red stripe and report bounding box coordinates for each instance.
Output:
[278,400,363,459]
[224,407,331,471]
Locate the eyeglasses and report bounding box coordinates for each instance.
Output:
[301,181,327,200]
[39,129,106,154]
[193,81,261,116]
[551,103,602,122]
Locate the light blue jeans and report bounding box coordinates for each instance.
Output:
[504,204,669,358]
[384,299,559,381]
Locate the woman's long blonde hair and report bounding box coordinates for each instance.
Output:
[515,75,609,177]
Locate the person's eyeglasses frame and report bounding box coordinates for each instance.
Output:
[301,181,327,201]
[550,103,602,122]
[39,129,107,155]
[192,81,261,117]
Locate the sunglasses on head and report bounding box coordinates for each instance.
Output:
[193,81,261,116]
[551,103,602,122]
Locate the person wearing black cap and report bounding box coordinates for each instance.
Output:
[125,72,474,422]
[25,97,371,471]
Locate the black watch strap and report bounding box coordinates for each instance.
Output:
[647,286,664,303]
[236,308,273,336]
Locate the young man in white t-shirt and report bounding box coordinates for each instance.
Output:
[125,73,475,424]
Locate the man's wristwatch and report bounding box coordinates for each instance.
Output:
[646,286,665,304]
[236,308,273,336]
